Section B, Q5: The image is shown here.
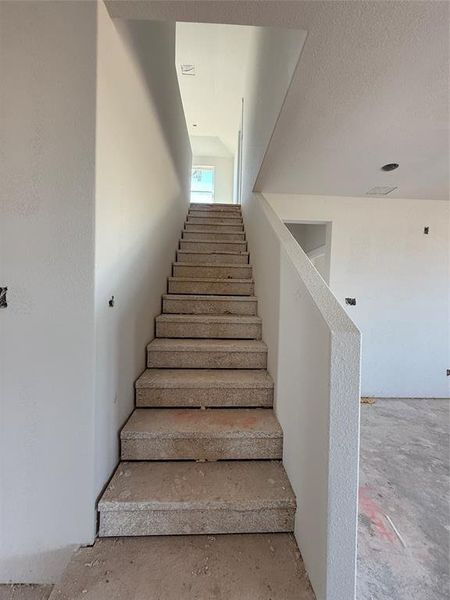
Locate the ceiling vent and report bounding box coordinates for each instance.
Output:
[180,64,195,76]
[366,186,397,196]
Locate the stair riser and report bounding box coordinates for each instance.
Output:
[136,387,273,408]
[187,217,243,226]
[177,252,249,265]
[147,351,267,369]
[167,279,254,295]
[121,438,282,461]
[185,223,244,233]
[163,297,257,315]
[99,508,294,537]
[173,264,252,278]
[155,321,262,339]
[188,211,242,220]
[182,231,246,242]
[179,240,247,252]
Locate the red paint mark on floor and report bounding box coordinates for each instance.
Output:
[359,485,395,543]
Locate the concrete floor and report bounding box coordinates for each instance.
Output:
[2,399,448,600]
[47,534,315,600]
[0,586,53,600]
[357,399,449,600]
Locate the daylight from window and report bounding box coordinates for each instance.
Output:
[191,166,215,203]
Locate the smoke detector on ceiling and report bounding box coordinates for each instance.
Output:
[366,186,397,196]
[180,64,195,76]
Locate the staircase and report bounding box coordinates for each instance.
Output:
[98,203,296,537]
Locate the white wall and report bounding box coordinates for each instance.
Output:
[242,26,306,200]
[192,155,234,204]
[243,194,361,600]
[0,1,191,584]
[95,5,191,496]
[265,193,450,398]
[0,1,97,582]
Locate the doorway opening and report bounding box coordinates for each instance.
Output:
[285,221,332,284]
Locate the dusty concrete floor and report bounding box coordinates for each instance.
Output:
[47,534,315,600]
[357,398,449,600]
[0,586,53,600]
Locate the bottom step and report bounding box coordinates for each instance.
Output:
[49,534,315,600]
[98,461,295,536]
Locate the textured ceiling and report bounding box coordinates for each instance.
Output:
[108,1,449,200]
[176,23,252,156]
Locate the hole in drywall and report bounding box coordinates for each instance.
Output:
[381,163,399,171]
[0,287,7,308]
[424,226,429,235]
[345,297,357,306]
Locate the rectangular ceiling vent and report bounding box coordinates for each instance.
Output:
[366,186,397,196]
[180,64,196,76]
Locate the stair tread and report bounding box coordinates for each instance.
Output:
[99,461,295,511]
[168,276,254,283]
[156,314,261,324]
[173,262,251,269]
[183,228,245,234]
[136,369,274,390]
[188,214,243,220]
[121,408,282,439]
[163,294,257,301]
[189,209,240,212]
[185,220,244,226]
[147,338,267,353]
[180,239,246,246]
[178,249,248,255]
[187,216,243,220]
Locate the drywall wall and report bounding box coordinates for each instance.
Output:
[0,2,191,584]
[266,193,450,398]
[0,1,97,582]
[192,155,234,204]
[95,5,191,496]
[242,193,361,600]
[242,26,306,199]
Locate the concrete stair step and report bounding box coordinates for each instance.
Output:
[184,222,244,233]
[182,229,246,241]
[162,293,257,315]
[136,369,274,407]
[155,314,262,339]
[179,239,247,252]
[120,408,282,460]
[187,216,243,226]
[173,262,252,279]
[167,276,254,296]
[188,211,242,220]
[147,339,267,369]
[177,250,249,265]
[98,460,296,536]
[190,202,241,211]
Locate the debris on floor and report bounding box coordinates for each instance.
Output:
[360,397,377,405]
